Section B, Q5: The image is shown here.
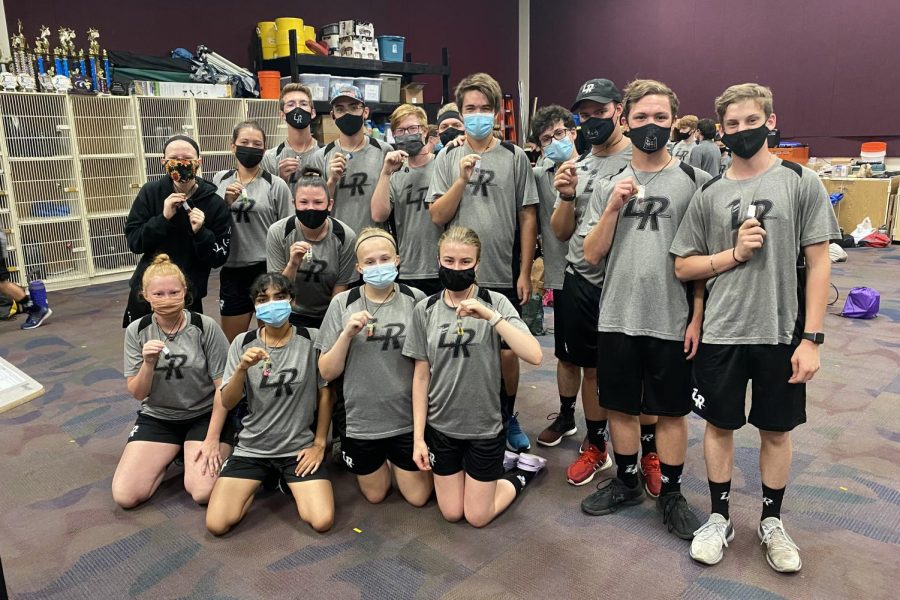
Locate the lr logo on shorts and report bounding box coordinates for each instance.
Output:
[692,388,705,410]
[129,425,139,438]
[342,451,354,469]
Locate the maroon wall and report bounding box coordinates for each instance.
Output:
[531,0,900,157]
[6,1,519,105]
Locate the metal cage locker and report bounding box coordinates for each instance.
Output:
[0,146,24,287]
[246,99,288,149]
[136,96,197,182]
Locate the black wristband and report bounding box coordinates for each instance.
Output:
[559,193,576,202]
[732,247,747,264]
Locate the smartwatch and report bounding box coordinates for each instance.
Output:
[801,332,825,345]
[558,193,576,202]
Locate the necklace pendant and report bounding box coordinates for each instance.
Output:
[456,317,464,337]
[366,322,376,337]
[636,185,646,200]
[303,250,313,264]
[346,152,353,160]
[261,358,272,377]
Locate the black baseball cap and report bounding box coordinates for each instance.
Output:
[572,79,622,111]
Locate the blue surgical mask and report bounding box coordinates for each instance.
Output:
[362,262,398,288]
[433,141,444,153]
[255,299,292,326]
[544,136,574,164]
[464,113,494,140]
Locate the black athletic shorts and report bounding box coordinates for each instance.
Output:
[596,333,692,417]
[554,269,602,368]
[691,343,806,432]
[123,288,203,328]
[218,454,329,485]
[0,232,10,282]
[339,432,418,475]
[219,262,267,316]
[425,425,505,482]
[127,410,236,446]
[289,312,324,328]
[398,277,442,297]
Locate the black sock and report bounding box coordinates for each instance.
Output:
[585,419,607,450]
[709,480,731,519]
[502,467,536,496]
[20,294,34,309]
[559,395,577,415]
[614,452,639,488]
[761,484,785,521]
[640,423,657,455]
[506,393,517,416]
[659,462,684,496]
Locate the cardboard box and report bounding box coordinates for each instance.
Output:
[313,115,340,145]
[400,83,425,104]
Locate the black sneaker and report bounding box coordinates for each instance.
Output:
[537,411,577,447]
[658,492,701,540]
[581,477,645,516]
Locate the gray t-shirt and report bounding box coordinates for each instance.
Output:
[689,140,722,178]
[533,160,567,290]
[593,162,711,340]
[672,140,696,163]
[266,216,358,319]
[124,311,228,420]
[309,137,393,234]
[427,141,539,288]
[561,145,633,287]
[720,152,732,175]
[316,283,426,439]
[402,288,528,439]
[671,158,840,345]
[389,159,442,279]
[213,169,294,267]
[222,327,324,458]
[261,139,321,197]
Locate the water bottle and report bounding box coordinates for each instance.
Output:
[28,279,49,309]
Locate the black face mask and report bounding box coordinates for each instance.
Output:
[439,265,476,292]
[628,123,670,154]
[674,130,692,142]
[335,113,364,136]
[296,208,329,229]
[581,117,616,146]
[394,133,425,156]
[286,107,312,130]
[235,145,264,168]
[721,124,770,160]
[439,127,464,147]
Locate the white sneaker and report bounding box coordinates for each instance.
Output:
[690,513,734,565]
[516,452,548,473]
[503,450,520,471]
[758,517,802,573]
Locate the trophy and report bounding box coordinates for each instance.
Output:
[11,20,37,91]
[70,48,95,94]
[52,28,72,92]
[35,26,54,92]
[0,52,17,92]
[87,28,101,93]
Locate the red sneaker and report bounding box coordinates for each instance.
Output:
[567,443,613,486]
[641,452,661,498]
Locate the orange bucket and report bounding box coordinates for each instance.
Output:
[258,71,281,99]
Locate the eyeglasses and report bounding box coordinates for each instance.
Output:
[284,99,312,110]
[539,128,573,147]
[333,104,364,117]
[393,124,424,136]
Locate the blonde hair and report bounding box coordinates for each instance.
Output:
[455,73,502,113]
[622,79,679,120]
[438,102,460,117]
[677,115,698,130]
[715,83,773,122]
[141,253,187,293]
[389,104,428,132]
[279,83,313,112]
[354,227,398,254]
[438,226,481,260]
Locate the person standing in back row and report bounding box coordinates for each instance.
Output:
[262,83,322,198]
[671,115,698,163]
[309,85,392,235]
[427,73,539,453]
[689,118,723,177]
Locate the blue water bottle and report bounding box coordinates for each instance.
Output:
[28,280,49,309]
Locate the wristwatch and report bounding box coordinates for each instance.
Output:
[559,194,576,202]
[801,332,825,345]
[488,312,504,327]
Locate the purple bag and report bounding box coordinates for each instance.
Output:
[840,287,880,319]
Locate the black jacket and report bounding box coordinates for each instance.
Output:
[125,176,232,298]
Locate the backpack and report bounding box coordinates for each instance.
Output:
[840,287,880,319]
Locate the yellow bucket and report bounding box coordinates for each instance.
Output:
[302,26,316,54]
[257,21,277,60]
[275,17,304,57]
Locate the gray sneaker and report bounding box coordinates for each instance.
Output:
[758,517,802,573]
[690,513,734,565]
[581,477,644,516]
[658,492,702,540]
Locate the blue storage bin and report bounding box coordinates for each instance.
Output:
[377,36,405,62]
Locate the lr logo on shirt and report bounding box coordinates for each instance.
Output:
[368,323,406,351]
[623,196,671,231]
[438,326,476,358]
[468,169,496,197]
[730,199,774,230]
[261,368,299,398]
[298,259,328,282]
[156,354,187,380]
[403,186,430,211]
[231,198,256,223]
[338,173,369,196]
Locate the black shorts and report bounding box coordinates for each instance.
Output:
[127,411,236,446]
[596,333,692,417]
[0,233,10,282]
[339,432,418,475]
[554,269,601,368]
[398,277,442,297]
[691,343,806,432]
[425,425,505,482]
[289,312,324,328]
[218,454,329,485]
[219,262,267,316]
[123,288,203,328]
